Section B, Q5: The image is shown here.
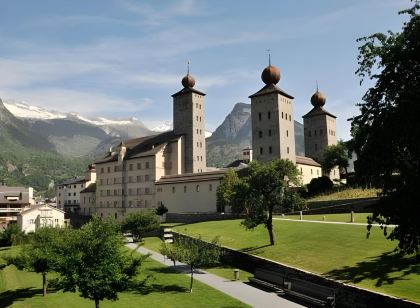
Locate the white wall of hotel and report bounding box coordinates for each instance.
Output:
[17,204,66,233]
[155,170,226,213]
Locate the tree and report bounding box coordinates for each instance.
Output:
[161,236,221,293]
[216,168,240,212]
[322,141,349,176]
[121,211,160,242]
[155,203,168,216]
[0,223,23,247]
[55,216,145,308]
[240,159,300,245]
[351,3,420,254]
[6,227,64,296]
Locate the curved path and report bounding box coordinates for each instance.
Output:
[126,243,303,308]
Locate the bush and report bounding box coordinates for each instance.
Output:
[0,223,23,247]
[276,190,307,213]
[155,203,168,216]
[121,211,160,242]
[307,176,334,196]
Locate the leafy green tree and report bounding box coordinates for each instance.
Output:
[162,236,221,293]
[351,3,420,254]
[322,141,349,176]
[240,159,300,245]
[0,223,23,247]
[6,227,64,296]
[216,168,240,212]
[55,216,145,308]
[121,211,160,242]
[155,203,168,216]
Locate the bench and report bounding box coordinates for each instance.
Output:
[248,268,285,293]
[283,277,335,307]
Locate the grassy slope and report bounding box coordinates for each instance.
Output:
[307,188,380,202]
[142,237,253,282]
[174,220,420,302]
[0,247,248,308]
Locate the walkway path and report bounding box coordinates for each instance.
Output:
[273,217,396,227]
[126,243,303,308]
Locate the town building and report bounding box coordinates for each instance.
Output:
[56,164,96,213]
[80,183,96,216]
[0,184,34,230]
[17,204,66,233]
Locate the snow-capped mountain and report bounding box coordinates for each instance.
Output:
[3,100,67,120]
[151,121,213,137]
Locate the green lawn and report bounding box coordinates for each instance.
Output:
[142,237,253,282]
[276,212,372,223]
[307,187,380,202]
[174,220,420,303]
[0,246,249,307]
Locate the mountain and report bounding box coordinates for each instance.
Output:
[0,99,90,196]
[206,102,305,167]
[3,100,152,157]
[151,121,213,138]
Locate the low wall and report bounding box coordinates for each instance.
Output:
[172,232,419,308]
[286,198,378,215]
[165,213,245,224]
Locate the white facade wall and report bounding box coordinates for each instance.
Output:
[18,205,65,233]
[297,163,322,185]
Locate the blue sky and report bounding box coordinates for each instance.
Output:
[0,0,412,139]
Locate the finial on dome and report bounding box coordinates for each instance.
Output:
[182,60,196,88]
[311,84,326,107]
[261,50,280,85]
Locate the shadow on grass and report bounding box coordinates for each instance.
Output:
[239,244,272,254]
[0,287,44,306]
[133,283,188,295]
[324,251,420,287]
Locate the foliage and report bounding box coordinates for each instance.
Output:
[54,216,145,308]
[216,168,241,212]
[351,3,420,254]
[307,176,334,196]
[155,203,168,216]
[0,223,24,247]
[322,141,349,175]
[5,227,65,296]
[274,189,307,213]
[161,236,221,293]
[121,211,160,242]
[230,159,301,245]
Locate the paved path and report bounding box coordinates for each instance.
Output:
[126,243,303,308]
[273,217,396,227]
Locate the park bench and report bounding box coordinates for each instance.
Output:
[283,277,335,307]
[248,268,285,293]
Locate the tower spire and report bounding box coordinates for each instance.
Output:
[316,80,319,92]
[187,60,190,75]
[267,49,271,66]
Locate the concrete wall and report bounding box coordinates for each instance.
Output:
[251,92,296,163]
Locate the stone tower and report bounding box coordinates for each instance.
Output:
[249,61,296,163]
[302,89,337,163]
[172,72,206,173]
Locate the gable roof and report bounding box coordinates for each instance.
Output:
[18,204,65,216]
[249,84,294,99]
[58,177,86,186]
[172,87,206,97]
[302,106,336,119]
[80,183,96,194]
[296,155,321,167]
[95,131,184,164]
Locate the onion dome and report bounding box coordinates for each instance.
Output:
[311,90,326,107]
[261,65,280,85]
[182,74,196,88]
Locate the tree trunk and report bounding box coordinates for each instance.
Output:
[267,208,275,245]
[95,298,100,308]
[42,272,47,296]
[189,265,194,293]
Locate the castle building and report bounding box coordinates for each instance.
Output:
[249,61,322,184]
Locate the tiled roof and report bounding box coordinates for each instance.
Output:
[302,106,336,119]
[296,155,321,167]
[172,87,206,97]
[249,84,294,99]
[57,177,86,186]
[156,170,227,184]
[80,183,96,194]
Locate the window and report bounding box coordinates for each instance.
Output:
[311,169,313,175]
[269,146,272,154]
[101,213,103,218]
[258,131,263,138]
[300,168,303,174]
[137,163,141,169]
[114,201,118,207]
[287,147,290,154]
[172,187,175,194]
[260,147,263,154]
[196,185,200,192]
[129,164,133,171]
[197,155,200,161]
[184,186,187,193]
[267,112,271,119]
[289,115,291,121]
[68,193,71,196]
[73,185,76,189]
[209,184,213,191]
[258,112,262,121]
[309,131,311,137]
[281,112,284,119]
[315,144,318,151]
[107,167,110,173]
[286,130,289,137]
[268,129,272,136]
[145,162,150,168]
[101,167,104,173]
[59,193,61,197]
[145,174,150,181]
[320,129,323,135]
[115,213,118,219]
[314,130,317,136]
